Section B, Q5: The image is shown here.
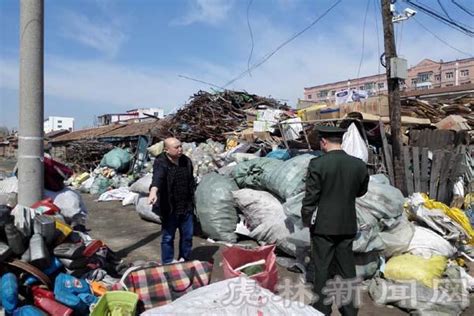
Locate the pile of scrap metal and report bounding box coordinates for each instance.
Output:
[161,90,289,143]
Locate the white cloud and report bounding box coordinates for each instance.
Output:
[172,0,234,26]
[60,11,127,58]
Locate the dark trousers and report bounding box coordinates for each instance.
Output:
[161,211,193,264]
[311,234,358,316]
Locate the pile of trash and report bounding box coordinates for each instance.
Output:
[0,171,142,314]
[164,90,289,143]
[191,145,474,314]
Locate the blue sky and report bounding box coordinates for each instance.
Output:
[1,0,473,129]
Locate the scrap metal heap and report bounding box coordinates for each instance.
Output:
[163,90,289,143]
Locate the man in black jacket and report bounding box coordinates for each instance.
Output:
[148,137,195,264]
[301,126,369,316]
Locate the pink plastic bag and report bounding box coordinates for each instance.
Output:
[222,245,278,292]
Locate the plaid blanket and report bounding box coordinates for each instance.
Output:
[114,260,213,310]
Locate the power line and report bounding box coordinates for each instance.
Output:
[420,0,472,30]
[452,0,474,16]
[246,0,255,76]
[413,17,473,57]
[357,0,371,79]
[223,0,343,88]
[178,74,225,90]
[404,0,474,36]
[437,0,452,20]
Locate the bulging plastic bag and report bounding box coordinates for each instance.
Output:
[261,154,314,200]
[384,254,447,288]
[232,189,289,246]
[342,123,368,163]
[45,188,87,226]
[232,158,283,190]
[135,196,161,224]
[195,173,239,243]
[129,174,152,194]
[100,148,132,172]
[222,245,278,292]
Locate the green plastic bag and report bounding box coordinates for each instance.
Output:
[100,148,132,172]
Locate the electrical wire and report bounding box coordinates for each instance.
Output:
[404,0,474,36]
[357,0,371,79]
[452,0,474,16]
[178,74,226,90]
[222,0,343,88]
[373,0,383,94]
[412,17,473,57]
[246,0,255,76]
[437,0,453,20]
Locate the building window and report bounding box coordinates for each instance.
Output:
[435,74,441,81]
[446,84,454,87]
[331,90,336,96]
[417,72,431,82]
[364,82,375,90]
[461,81,471,85]
[378,82,385,89]
[359,86,364,90]
[411,79,417,86]
[57,125,62,128]
[307,94,312,100]
[460,69,469,77]
[445,72,454,79]
[57,120,62,123]
[317,90,328,98]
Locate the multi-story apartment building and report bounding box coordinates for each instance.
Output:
[97,108,164,126]
[44,116,74,133]
[303,57,474,106]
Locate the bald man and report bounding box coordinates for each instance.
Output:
[148,138,196,264]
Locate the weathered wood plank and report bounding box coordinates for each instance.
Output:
[420,147,429,194]
[429,150,444,199]
[437,151,453,203]
[403,146,414,195]
[412,147,421,192]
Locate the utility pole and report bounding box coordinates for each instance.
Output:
[18,0,44,206]
[381,0,406,193]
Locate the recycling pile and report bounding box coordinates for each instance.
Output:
[164,90,289,143]
[402,95,474,128]
[0,174,135,314]
[64,140,114,172]
[192,145,474,314]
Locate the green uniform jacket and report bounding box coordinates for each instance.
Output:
[301,150,369,235]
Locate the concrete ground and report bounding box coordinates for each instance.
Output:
[84,194,407,315]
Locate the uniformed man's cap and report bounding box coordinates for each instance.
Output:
[314,125,346,139]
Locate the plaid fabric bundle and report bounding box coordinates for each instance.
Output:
[115,260,212,310]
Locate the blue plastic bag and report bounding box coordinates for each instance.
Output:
[265,149,290,160]
[1,273,18,313]
[13,305,46,316]
[54,273,92,314]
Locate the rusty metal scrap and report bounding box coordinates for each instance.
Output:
[164,90,289,143]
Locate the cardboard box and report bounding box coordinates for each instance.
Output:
[365,95,389,116]
[434,115,470,132]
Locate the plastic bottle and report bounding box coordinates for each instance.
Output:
[29,234,50,269]
[5,222,25,255]
[33,297,73,316]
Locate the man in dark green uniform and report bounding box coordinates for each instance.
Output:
[301,126,369,316]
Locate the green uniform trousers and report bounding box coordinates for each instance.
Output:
[311,234,358,316]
